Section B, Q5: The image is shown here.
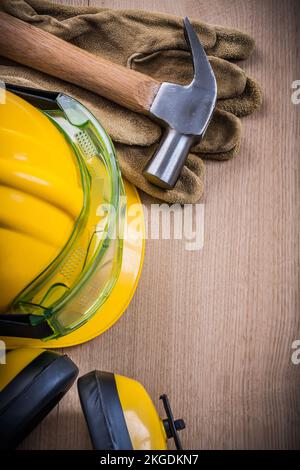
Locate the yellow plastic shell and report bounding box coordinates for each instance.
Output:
[115,374,167,450]
[0,91,83,312]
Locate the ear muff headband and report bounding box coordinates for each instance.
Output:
[78,371,133,450]
[0,350,78,449]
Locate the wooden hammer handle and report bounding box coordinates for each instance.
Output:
[0,12,161,114]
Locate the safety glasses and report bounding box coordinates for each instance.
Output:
[0,85,125,339]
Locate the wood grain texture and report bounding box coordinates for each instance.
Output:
[0,12,160,113]
[19,0,300,450]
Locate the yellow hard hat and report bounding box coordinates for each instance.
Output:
[0,91,83,312]
[0,86,126,340]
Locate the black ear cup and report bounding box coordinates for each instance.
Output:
[77,371,133,450]
[0,350,78,449]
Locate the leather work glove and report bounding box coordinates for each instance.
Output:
[0,0,262,204]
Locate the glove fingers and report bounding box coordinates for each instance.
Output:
[212,59,262,116]
[1,0,98,40]
[3,1,254,61]
[116,144,205,204]
[217,76,262,117]
[192,109,241,159]
[207,26,254,60]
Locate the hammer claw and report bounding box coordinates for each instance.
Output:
[183,17,216,93]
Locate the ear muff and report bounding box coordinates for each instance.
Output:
[77,371,133,450]
[78,371,185,450]
[0,349,78,449]
[0,355,184,450]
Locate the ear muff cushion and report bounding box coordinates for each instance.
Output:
[78,371,133,450]
[0,350,78,449]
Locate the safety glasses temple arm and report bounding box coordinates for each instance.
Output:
[5,83,60,110]
[0,314,53,339]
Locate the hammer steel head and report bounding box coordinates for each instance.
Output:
[143,17,217,189]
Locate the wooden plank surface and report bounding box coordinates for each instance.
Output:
[20,0,300,449]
